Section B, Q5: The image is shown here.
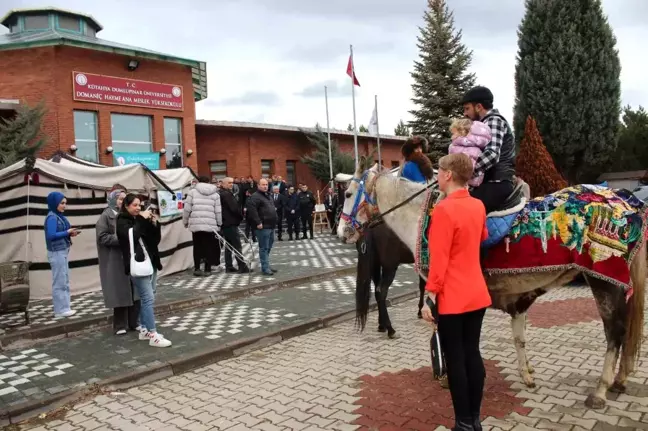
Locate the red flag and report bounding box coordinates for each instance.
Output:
[346,55,360,87]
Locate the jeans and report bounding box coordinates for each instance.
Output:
[438,307,487,420]
[48,249,71,315]
[130,273,157,332]
[256,228,274,274]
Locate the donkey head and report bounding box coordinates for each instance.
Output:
[336,156,381,244]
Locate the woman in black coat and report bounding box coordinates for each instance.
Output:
[116,194,171,348]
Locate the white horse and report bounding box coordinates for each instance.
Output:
[336,157,646,409]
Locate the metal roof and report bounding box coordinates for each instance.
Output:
[0,14,207,101]
[195,120,409,141]
[0,7,103,30]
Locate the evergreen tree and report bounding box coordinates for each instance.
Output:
[610,106,648,172]
[394,120,410,137]
[359,125,369,133]
[346,124,354,132]
[409,0,475,164]
[513,0,621,184]
[301,126,355,182]
[516,116,567,197]
[0,101,47,168]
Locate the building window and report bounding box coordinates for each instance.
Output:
[23,15,49,30]
[57,15,81,32]
[209,161,227,182]
[111,113,152,153]
[85,26,96,37]
[73,111,98,163]
[261,160,273,179]
[164,118,182,168]
[391,161,400,169]
[286,160,297,187]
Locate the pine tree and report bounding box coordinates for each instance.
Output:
[359,125,368,133]
[610,106,648,172]
[346,124,354,132]
[301,126,355,182]
[394,120,410,137]
[516,116,567,197]
[0,101,47,168]
[409,0,475,164]
[513,0,621,184]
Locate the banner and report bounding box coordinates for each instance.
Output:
[157,190,184,217]
[113,152,160,170]
[73,71,184,111]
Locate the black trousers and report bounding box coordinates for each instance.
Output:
[245,223,256,241]
[327,210,335,230]
[438,307,487,421]
[193,231,220,272]
[286,214,300,238]
[113,300,140,331]
[221,226,248,270]
[300,211,313,238]
[276,211,284,239]
[470,180,514,214]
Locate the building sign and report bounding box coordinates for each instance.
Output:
[113,152,160,170]
[73,72,183,111]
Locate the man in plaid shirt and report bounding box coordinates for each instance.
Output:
[461,86,517,214]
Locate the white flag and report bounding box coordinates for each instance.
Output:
[368,106,378,135]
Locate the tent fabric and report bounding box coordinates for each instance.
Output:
[0,157,195,300]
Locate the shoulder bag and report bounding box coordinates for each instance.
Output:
[129,227,153,277]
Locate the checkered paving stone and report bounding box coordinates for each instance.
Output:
[296,275,416,295]
[15,283,648,431]
[158,304,299,339]
[0,349,74,397]
[0,234,355,333]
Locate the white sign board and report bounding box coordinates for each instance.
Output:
[158,190,183,217]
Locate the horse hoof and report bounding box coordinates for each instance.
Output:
[523,377,536,388]
[608,381,626,394]
[527,365,535,375]
[388,330,400,339]
[585,394,606,409]
[377,326,387,333]
[417,311,422,319]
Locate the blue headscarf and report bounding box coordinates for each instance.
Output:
[107,189,124,211]
[46,192,71,229]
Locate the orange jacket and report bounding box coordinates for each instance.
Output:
[425,189,492,315]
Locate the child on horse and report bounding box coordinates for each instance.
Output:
[448,118,492,188]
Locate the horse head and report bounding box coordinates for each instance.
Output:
[337,155,381,244]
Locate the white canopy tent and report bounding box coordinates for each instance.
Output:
[0,154,196,300]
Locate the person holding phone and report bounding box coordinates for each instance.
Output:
[44,192,79,318]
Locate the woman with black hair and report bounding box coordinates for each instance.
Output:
[116,194,171,348]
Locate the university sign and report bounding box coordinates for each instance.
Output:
[72,72,183,111]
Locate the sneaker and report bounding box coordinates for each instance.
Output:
[115,329,127,336]
[193,270,205,277]
[55,310,77,318]
[139,328,151,341]
[270,268,278,274]
[149,332,172,348]
[262,271,274,277]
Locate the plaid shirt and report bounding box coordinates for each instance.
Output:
[473,109,512,178]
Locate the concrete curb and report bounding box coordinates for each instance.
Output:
[0,265,356,349]
[0,289,420,425]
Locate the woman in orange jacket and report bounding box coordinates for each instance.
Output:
[421,153,492,431]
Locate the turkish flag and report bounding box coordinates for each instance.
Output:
[346,55,360,87]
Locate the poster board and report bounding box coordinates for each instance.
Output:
[315,204,326,212]
[158,190,184,217]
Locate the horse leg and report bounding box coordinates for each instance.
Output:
[585,276,626,409]
[417,276,425,318]
[378,269,398,339]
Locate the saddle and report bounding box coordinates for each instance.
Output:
[482,179,529,249]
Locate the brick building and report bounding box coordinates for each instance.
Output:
[196,120,408,191]
[0,7,207,171]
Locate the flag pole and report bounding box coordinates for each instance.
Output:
[375,94,381,167]
[350,44,359,168]
[325,85,334,188]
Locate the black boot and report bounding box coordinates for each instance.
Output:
[452,418,474,431]
[472,414,482,431]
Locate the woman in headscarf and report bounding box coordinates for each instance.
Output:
[44,192,79,317]
[401,136,434,183]
[96,188,140,335]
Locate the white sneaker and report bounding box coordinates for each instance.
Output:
[149,332,172,348]
[139,328,164,340]
[115,329,127,336]
[55,310,77,318]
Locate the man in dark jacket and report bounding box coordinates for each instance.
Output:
[298,184,316,239]
[324,187,337,233]
[285,186,300,240]
[219,177,250,274]
[271,185,287,241]
[246,178,277,276]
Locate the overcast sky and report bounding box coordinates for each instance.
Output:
[2,0,646,135]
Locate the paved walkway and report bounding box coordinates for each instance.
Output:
[0,234,355,340]
[13,285,648,430]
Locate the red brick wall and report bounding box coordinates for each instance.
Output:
[196,125,406,192]
[0,46,197,170]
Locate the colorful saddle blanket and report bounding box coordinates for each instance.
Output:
[415,185,648,292]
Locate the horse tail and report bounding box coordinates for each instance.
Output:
[623,239,646,370]
[355,229,374,332]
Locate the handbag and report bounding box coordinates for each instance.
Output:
[128,227,153,277]
[427,297,447,379]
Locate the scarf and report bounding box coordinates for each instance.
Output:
[46,191,71,230]
[107,189,124,212]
